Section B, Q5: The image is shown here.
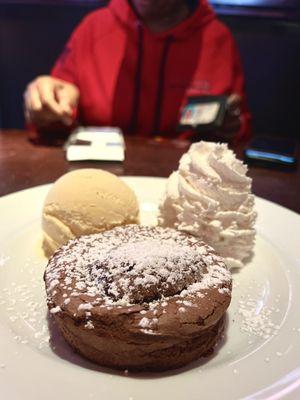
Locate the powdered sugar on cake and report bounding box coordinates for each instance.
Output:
[45,225,231,321]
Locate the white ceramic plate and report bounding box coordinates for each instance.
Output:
[0,177,300,400]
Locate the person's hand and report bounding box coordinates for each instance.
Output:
[216,94,242,141]
[24,76,79,128]
[188,94,243,143]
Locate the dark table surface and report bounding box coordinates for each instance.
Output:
[0,130,299,214]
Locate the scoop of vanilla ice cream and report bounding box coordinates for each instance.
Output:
[158,141,257,269]
[42,169,139,257]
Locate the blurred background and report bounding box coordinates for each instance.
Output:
[0,0,300,137]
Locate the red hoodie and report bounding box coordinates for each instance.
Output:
[51,0,251,140]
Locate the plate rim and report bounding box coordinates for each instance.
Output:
[0,176,299,219]
[1,176,300,400]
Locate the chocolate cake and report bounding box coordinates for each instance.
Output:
[44,225,232,371]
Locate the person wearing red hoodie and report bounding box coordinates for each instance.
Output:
[24,0,251,142]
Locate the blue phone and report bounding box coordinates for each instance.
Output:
[244,137,297,170]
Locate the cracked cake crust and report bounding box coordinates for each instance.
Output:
[44,225,232,371]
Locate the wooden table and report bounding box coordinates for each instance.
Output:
[0,130,299,214]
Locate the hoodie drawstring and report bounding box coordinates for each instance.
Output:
[129,22,144,134]
[151,36,173,136]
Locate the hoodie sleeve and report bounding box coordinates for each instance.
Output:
[51,17,90,84]
[26,19,90,139]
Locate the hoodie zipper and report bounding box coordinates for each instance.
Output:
[152,36,173,136]
[129,22,144,134]
[129,24,173,136]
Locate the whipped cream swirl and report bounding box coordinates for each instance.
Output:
[158,141,257,269]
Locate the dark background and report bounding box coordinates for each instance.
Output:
[0,0,300,137]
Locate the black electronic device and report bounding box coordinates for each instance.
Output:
[244,137,297,170]
[178,96,228,133]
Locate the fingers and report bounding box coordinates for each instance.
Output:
[54,90,73,126]
[227,94,242,117]
[57,83,79,108]
[36,79,65,116]
[56,90,72,115]
[24,76,78,127]
[222,116,241,134]
[55,84,79,125]
[26,84,42,112]
[227,93,242,107]
[24,85,39,124]
[213,93,242,139]
[24,77,61,124]
[24,85,39,123]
